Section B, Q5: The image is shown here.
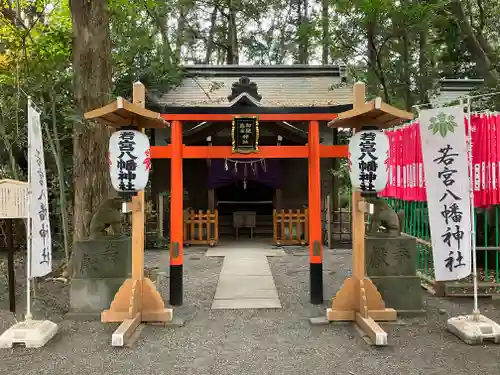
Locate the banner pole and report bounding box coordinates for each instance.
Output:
[26,98,33,321]
[463,98,479,318]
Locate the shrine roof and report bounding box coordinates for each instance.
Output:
[149,65,352,108]
[431,78,484,107]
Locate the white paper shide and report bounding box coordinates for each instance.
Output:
[419,105,471,281]
[348,129,389,193]
[28,103,52,277]
[109,129,151,193]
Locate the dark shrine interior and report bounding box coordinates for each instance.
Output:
[215,181,275,215]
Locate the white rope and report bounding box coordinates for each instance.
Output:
[225,158,265,164]
[412,91,500,110]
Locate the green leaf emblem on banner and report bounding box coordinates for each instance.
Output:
[428,112,458,138]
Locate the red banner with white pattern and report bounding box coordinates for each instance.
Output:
[379,113,500,208]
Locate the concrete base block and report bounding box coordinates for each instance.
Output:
[64,311,102,321]
[447,314,500,345]
[148,317,186,327]
[395,309,427,318]
[309,316,330,326]
[0,320,58,348]
[370,276,424,314]
[68,278,126,317]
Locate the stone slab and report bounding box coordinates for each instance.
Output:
[211,298,282,309]
[68,278,125,315]
[216,275,277,291]
[210,246,282,309]
[206,248,285,257]
[64,311,102,321]
[224,255,269,268]
[214,285,279,300]
[366,236,417,277]
[369,276,424,312]
[221,259,272,276]
[71,236,132,278]
[222,255,270,264]
[309,316,330,326]
[394,309,427,317]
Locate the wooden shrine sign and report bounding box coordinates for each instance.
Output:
[0,179,28,315]
[232,116,259,153]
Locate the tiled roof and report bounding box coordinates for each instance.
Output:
[155,65,352,107]
[431,78,484,106]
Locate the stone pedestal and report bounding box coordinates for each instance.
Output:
[66,236,132,321]
[365,235,425,317]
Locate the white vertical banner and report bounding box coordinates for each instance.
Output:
[28,102,52,277]
[419,105,472,281]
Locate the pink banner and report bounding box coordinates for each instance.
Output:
[380,114,500,207]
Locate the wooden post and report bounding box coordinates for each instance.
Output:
[326,82,396,346]
[326,195,332,249]
[274,189,282,211]
[351,83,366,283]
[208,190,215,211]
[158,193,164,238]
[6,220,15,313]
[101,82,172,346]
[131,83,146,283]
[308,120,323,304]
[169,120,183,306]
[207,136,215,211]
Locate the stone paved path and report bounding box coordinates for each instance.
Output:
[206,243,285,309]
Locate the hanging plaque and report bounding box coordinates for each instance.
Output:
[232,116,259,153]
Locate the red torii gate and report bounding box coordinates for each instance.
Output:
[84,81,413,346]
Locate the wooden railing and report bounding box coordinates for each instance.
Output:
[273,209,308,246]
[183,209,219,246]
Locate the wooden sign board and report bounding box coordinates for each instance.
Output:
[232,116,259,153]
[0,179,28,219]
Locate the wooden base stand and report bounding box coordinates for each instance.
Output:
[327,277,396,345]
[102,278,173,346]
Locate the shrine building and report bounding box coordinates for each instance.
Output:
[147,64,353,244]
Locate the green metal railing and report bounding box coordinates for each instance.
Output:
[386,199,500,296]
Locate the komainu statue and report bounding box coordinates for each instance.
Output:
[364,194,402,237]
[63,196,123,278]
[89,196,123,238]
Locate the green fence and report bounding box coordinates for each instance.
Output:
[386,199,500,296]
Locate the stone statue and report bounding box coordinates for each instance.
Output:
[63,195,124,279]
[89,196,123,238]
[364,195,401,237]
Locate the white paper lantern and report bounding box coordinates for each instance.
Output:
[109,129,151,193]
[348,129,389,193]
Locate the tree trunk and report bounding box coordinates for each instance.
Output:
[401,18,412,110]
[321,0,329,65]
[70,0,113,241]
[321,0,338,221]
[366,17,378,96]
[226,0,239,64]
[44,91,71,262]
[448,0,499,86]
[205,7,218,64]
[174,6,187,63]
[418,27,429,103]
[296,0,309,64]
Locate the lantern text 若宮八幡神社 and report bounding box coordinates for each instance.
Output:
[108,129,151,193]
[348,129,390,194]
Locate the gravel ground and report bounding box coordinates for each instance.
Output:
[1,247,500,375]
